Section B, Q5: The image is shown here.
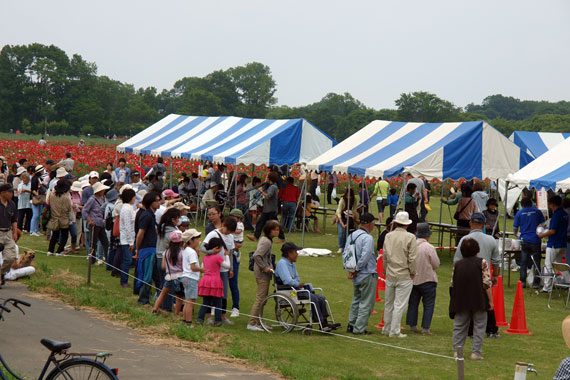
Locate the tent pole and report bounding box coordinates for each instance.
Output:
[234,164,238,209]
[500,180,509,279]
[169,158,173,189]
[346,175,351,242]
[438,180,444,247]
[301,175,308,248]
[139,154,143,175]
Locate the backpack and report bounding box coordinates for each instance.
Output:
[105,211,114,231]
[342,230,364,272]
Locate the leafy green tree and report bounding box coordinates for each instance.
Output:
[230,62,276,118]
[396,91,461,122]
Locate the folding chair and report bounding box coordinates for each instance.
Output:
[549,262,570,309]
[530,254,553,289]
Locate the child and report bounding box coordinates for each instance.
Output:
[249,177,263,226]
[482,198,501,239]
[180,228,205,327]
[178,215,190,232]
[359,182,370,214]
[197,237,230,326]
[201,217,237,324]
[228,209,244,318]
[388,188,399,219]
[152,231,185,315]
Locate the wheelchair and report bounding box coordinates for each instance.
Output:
[258,276,336,335]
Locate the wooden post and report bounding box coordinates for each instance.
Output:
[456,346,464,380]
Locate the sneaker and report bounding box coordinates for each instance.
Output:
[206,317,214,326]
[246,324,263,332]
[31,232,41,237]
[421,329,434,336]
[353,330,372,335]
[47,251,55,256]
[222,318,235,325]
[346,324,354,333]
[337,248,344,254]
[486,333,501,338]
[470,353,484,360]
[183,321,194,328]
[321,326,333,332]
[196,320,204,326]
[230,308,240,318]
[390,333,407,338]
[55,252,65,257]
[95,259,104,266]
[409,326,420,334]
[213,321,222,327]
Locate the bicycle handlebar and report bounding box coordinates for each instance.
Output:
[0,298,31,320]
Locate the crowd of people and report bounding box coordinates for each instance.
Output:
[1,153,569,371]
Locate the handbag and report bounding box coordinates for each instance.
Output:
[112,217,120,238]
[32,194,46,205]
[453,198,472,220]
[47,218,59,231]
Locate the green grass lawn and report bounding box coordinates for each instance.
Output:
[16,197,570,380]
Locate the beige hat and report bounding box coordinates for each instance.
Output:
[182,229,201,242]
[92,182,110,194]
[563,315,570,349]
[80,180,90,189]
[89,171,99,178]
[35,165,44,173]
[173,202,191,211]
[119,184,133,194]
[56,167,67,178]
[394,211,412,225]
[16,167,26,176]
[71,181,82,192]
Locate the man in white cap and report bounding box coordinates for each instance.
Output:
[382,211,418,338]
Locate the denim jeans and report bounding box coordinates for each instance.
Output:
[281,201,297,232]
[254,211,285,240]
[68,222,77,245]
[405,281,437,330]
[337,222,347,250]
[30,204,42,233]
[518,241,541,285]
[229,254,240,310]
[83,219,92,253]
[106,242,117,271]
[119,245,132,285]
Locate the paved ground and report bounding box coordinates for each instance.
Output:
[0,283,278,380]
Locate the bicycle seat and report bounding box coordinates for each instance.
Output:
[41,338,71,352]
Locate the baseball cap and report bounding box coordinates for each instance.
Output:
[181,229,201,242]
[470,212,486,224]
[173,202,190,211]
[360,212,378,224]
[180,216,190,225]
[281,242,302,255]
[89,171,99,178]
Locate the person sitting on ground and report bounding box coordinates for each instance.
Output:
[450,238,493,361]
[275,242,341,332]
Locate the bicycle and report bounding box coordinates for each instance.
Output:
[0,298,119,380]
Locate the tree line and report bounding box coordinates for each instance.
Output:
[0,43,568,141]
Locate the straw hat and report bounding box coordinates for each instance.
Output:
[16,167,26,176]
[35,165,44,173]
[119,184,133,194]
[92,182,110,194]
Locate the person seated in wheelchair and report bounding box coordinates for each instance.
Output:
[274,242,340,332]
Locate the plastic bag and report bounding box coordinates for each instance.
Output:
[316,186,321,196]
[331,188,337,199]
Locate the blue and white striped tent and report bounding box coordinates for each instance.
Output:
[117,114,336,166]
[307,120,533,180]
[507,137,570,191]
[509,131,570,159]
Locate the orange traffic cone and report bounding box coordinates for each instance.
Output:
[493,276,508,327]
[374,309,385,329]
[377,250,386,291]
[505,281,532,335]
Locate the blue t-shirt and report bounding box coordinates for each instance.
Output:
[513,206,545,244]
[388,195,399,206]
[548,208,569,249]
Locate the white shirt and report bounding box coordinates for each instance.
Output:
[155,204,167,225]
[182,247,200,281]
[233,221,244,243]
[203,229,235,273]
[119,203,136,245]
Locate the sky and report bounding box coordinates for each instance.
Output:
[1,0,569,110]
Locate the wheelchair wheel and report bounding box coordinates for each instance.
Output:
[259,293,298,333]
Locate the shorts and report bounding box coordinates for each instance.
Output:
[180,277,198,299]
[376,198,388,211]
[163,278,185,298]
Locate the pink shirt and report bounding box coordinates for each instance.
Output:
[413,239,440,285]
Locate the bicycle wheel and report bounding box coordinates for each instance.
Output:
[45,358,118,380]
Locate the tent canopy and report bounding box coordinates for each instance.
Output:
[307,120,532,180]
[117,114,336,166]
[506,137,570,192]
[509,131,570,159]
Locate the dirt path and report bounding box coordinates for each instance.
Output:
[0,283,279,380]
